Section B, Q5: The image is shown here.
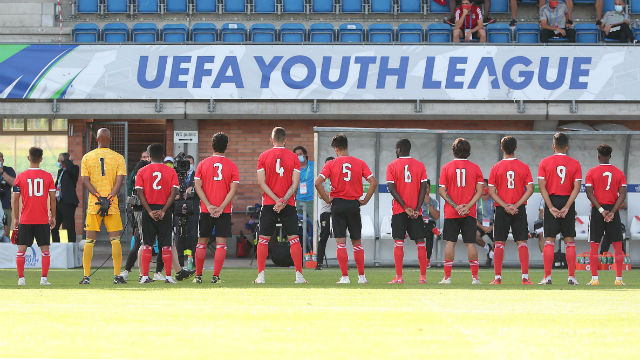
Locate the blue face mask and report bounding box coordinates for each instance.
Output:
[57,161,62,168]
[615,4,623,12]
[298,155,305,163]
[189,164,194,172]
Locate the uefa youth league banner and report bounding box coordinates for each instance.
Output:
[0,44,637,101]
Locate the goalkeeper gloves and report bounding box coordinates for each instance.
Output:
[96,196,111,217]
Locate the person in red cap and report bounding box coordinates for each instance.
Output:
[540,0,575,42]
[453,0,487,43]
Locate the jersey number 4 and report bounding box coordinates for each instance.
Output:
[275,159,285,177]
[26,178,44,197]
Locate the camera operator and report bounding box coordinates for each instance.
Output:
[0,152,17,232]
[172,152,197,270]
[182,154,199,269]
[121,159,150,281]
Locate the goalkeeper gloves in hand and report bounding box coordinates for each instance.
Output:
[96,196,111,217]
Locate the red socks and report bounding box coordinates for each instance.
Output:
[195,243,206,276]
[213,244,227,277]
[493,242,504,277]
[443,260,453,279]
[589,242,599,277]
[393,240,404,277]
[353,244,365,276]
[289,236,303,273]
[469,260,479,279]
[613,241,624,278]
[162,246,172,277]
[417,242,427,277]
[518,242,529,276]
[41,251,50,277]
[566,242,576,277]
[141,245,152,276]
[16,251,25,278]
[337,243,348,276]
[257,236,269,274]
[543,241,554,278]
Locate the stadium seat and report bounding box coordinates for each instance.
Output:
[427,23,452,42]
[250,23,277,42]
[370,0,392,13]
[310,23,334,42]
[280,23,306,42]
[106,0,129,13]
[399,0,423,13]
[633,0,640,13]
[221,23,247,42]
[634,26,640,40]
[487,23,511,43]
[103,23,129,42]
[368,23,394,43]
[162,24,188,42]
[73,23,100,42]
[574,216,589,241]
[191,23,217,42]
[489,0,509,13]
[165,0,188,12]
[602,0,616,11]
[338,23,364,42]
[254,0,276,12]
[77,0,100,13]
[312,0,335,13]
[132,23,158,42]
[224,0,246,13]
[573,0,594,3]
[630,215,640,240]
[515,23,539,43]
[429,0,449,13]
[575,23,599,43]
[342,0,363,13]
[194,0,217,12]
[137,0,159,13]
[283,0,306,12]
[397,23,423,42]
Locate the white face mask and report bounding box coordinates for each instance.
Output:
[615,4,623,12]
[298,155,305,163]
[189,164,194,172]
[0,161,3,168]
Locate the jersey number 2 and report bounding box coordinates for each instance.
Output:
[152,172,162,190]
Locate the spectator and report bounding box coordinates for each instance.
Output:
[533,198,545,252]
[164,156,174,168]
[293,146,314,223]
[476,179,494,266]
[128,151,150,196]
[421,179,440,268]
[0,206,9,242]
[540,0,575,43]
[510,0,574,27]
[599,0,636,43]
[453,0,487,43]
[316,156,334,270]
[446,0,495,26]
[51,153,79,243]
[0,152,16,232]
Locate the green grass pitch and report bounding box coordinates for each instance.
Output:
[1,267,639,359]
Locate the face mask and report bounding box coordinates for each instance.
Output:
[615,4,623,12]
[298,155,305,163]
[189,164,194,172]
[0,161,3,168]
[462,3,471,9]
[57,162,62,168]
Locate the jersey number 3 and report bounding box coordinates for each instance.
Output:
[213,163,223,181]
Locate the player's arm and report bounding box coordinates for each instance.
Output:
[360,175,377,206]
[488,185,508,208]
[160,187,178,219]
[48,188,56,229]
[281,170,300,205]
[82,176,101,197]
[11,191,20,229]
[462,182,484,215]
[607,185,627,222]
[514,183,534,208]
[215,182,239,217]
[257,170,281,203]
[109,175,125,199]
[538,178,555,212]
[194,178,215,215]
[584,185,602,210]
[387,183,406,209]
[0,168,15,186]
[136,188,154,219]
[559,179,581,217]
[315,175,332,204]
[438,186,457,209]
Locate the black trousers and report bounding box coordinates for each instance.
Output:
[424,221,436,260]
[176,204,199,267]
[605,23,635,43]
[317,212,331,265]
[541,28,576,43]
[51,202,77,243]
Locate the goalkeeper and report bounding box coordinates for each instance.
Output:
[79,128,127,285]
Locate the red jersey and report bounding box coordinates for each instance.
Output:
[320,156,373,200]
[439,159,484,219]
[538,153,582,196]
[13,168,55,224]
[585,164,626,205]
[195,155,240,213]
[488,158,533,206]
[257,147,301,206]
[134,163,179,205]
[386,157,428,215]
[455,5,483,30]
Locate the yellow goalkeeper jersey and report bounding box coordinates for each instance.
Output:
[81,147,127,214]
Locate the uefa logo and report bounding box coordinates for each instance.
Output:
[24,246,39,267]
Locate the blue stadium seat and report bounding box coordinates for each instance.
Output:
[489,0,509,13]
[368,24,393,43]
[137,0,159,13]
[73,23,100,42]
[514,23,539,43]
[399,0,422,13]
[342,0,363,12]
[427,23,452,42]
[224,0,246,12]
[487,23,511,42]
[77,0,99,13]
[166,0,188,12]
[251,23,277,42]
[162,24,188,42]
[283,0,305,12]
[338,23,364,42]
[132,23,158,42]
[309,23,334,42]
[191,23,217,42]
[573,0,594,3]
[429,0,449,13]
[633,26,640,40]
[575,23,599,43]
[103,23,129,42]
[312,0,335,13]
[397,23,423,42]
[254,0,276,12]
[602,0,615,11]
[194,0,217,12]
[632,0,640,13]
[370,0,392,13]
[106,0,128,13]
[280,23,306,42]
[221,23,247,42]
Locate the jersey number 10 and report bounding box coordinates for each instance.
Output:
[26,178,44,197]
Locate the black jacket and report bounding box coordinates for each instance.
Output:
[55,160,79,205]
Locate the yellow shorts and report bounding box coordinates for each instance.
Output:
[85,213,123,233]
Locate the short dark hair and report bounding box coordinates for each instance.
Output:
[553,132,569,150]
[185,155,194,161]
[212,132,229,153]
[147,143,165,162]
[501,136,517,155]
[132,160,150,177]
[59,152,70,162]
[272,127,286,143]
[396,138,411,156]
[331,134,348,150]
[452,138,470,159]
[293,146,308,156]
[325,156,334,163]
[29,147,43,163]
[597,144,613,158]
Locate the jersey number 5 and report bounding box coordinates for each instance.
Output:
[213,163,223,181]
[342,163,351,181]
[152,172,162,190]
